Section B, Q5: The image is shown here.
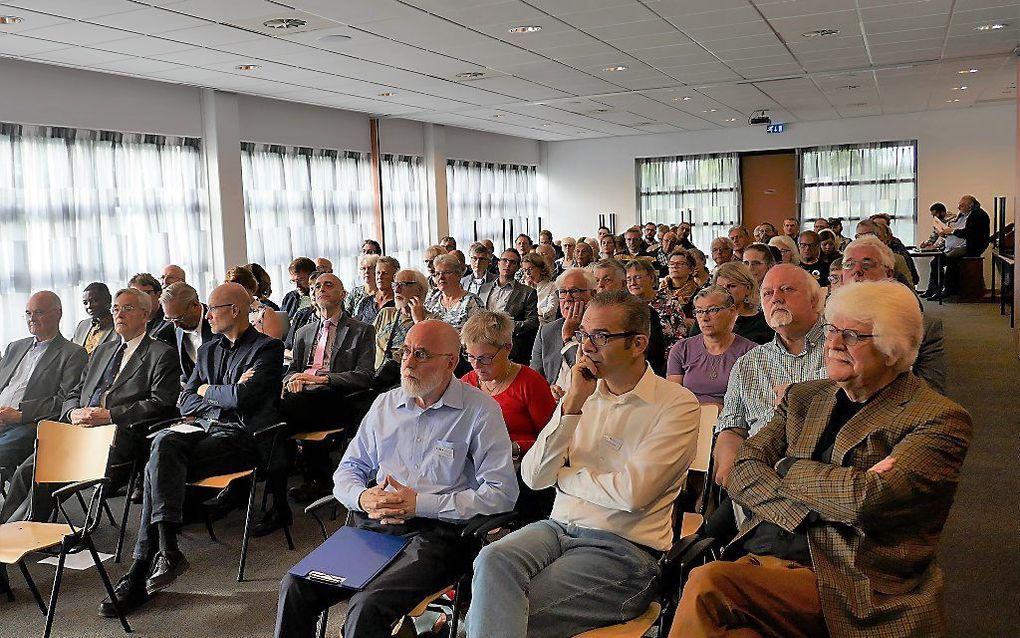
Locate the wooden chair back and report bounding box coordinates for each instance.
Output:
[34,420,116,484]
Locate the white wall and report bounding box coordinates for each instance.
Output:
[546,105,1018,245]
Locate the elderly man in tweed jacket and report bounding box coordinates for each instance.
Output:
[669,280,972,638]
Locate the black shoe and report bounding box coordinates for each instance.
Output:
[145,550,189,595]
[251,505,293,538]
[98,575,149,618]
[287,480,331,504]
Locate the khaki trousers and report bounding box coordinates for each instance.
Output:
[668,554,828,638]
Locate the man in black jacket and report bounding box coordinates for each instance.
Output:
[159,282,215,384]
[937,195,991,297]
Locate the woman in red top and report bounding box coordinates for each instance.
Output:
[461,310,557,522]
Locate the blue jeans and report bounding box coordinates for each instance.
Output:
[466,520,661,638]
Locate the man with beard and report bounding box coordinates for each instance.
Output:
[273,320,518,638]
[713,264,827,490]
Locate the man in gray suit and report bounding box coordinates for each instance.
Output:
[259,273,377,533]
[72,282,118,356]
[0,291,87,473]
[478,248,539,365]
[530,268,596,400]
[0,288,180,523]
[461,242,497,294]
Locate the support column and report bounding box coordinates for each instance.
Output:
[201,89,246,286]
[423,123,449,244]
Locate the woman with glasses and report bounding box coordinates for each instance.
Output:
[350,256,399,324]
[345,254,379,318]
[626,258,688,360]
[424,253,483,332]
[688,262,774,345]
[667,286,757,404]
[460,311,557,523]
[224,265,285,339]
[769,234,800,265]
[659,248,699,308]
[521,253,558,324]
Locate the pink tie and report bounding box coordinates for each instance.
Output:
[305,319,333,374]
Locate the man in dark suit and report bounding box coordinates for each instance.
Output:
[0,288,180,523]
[129,273,175,346]
[530,268,595,399]
[101,282,284,616]
[478,248,539,364]
[938,194,991,297]
[259,273,376,533]
[0,291,87,473]
[461,242,497,295]
[159,282,215,384]
[72,282,118,356]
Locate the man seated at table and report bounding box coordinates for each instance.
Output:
[273,319,517,638]
[0,288,180,523]
[100,282,284,616]
[466,291,700,637]
[668,280,972,638]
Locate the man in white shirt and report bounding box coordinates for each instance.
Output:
[160,282,214,384]
[466,291,700,637]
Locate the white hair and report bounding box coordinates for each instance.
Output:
[825,280,921,373]
[556,267,597,289]
[843,235,895,271]
[115,287,152,315]
[769,235,801,265]
[358,254,380,269]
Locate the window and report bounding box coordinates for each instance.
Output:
[0,123,210,349]
[637,153,741,251]
[380,154,429,273]
[241,144,375,298]
[800,141,917,242]
[446,160,538,250]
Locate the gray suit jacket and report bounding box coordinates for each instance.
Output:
[461,272,497,295]
[915,315,945,395]
[530,318,577,385]
[287,312,376,392]
[477,279,540,363]
[72,318,118,352]
[0,334,87,425]
[61,336,181,430]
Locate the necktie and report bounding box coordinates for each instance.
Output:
[89,342,127,407]
[84,319,105,355]
[305,319,334,374]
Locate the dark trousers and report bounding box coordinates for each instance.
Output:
[132,426,257,560]
[280,388,348,486]
[274,514,476,638]
[0,422,38,473]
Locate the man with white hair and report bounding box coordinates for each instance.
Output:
[713,264,828,489]
[273,320,518,638]
[530,268,597,398]
[842,236,945,394]
[670,280,972,638]
[373,268,436,370]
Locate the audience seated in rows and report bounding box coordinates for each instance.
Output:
[477,249,538,364]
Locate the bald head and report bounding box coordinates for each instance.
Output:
[407,319,461,354]
[311,272,345,314]
[26,291,62,340]
[160,264,186,287]
[206,282,251,337]
[400,319,460,403]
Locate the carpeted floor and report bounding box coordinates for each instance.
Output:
[1,299,1017,638]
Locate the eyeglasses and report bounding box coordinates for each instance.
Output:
[693,304,734,318]
[208,303,236,313]
[827,274,842,284]
[841,258,879,271]
[499,257,520,265]
[434,270,458,278]
[556,287,592,298]
[821,323,876,346]
[392,281,419,290]
[798,242,818,249]
[624,275,647,284]
[573,330,639,348]
[111,305,137,314]
[398,346,457,362]
[462,344,508,366]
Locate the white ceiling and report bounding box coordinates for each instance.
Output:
[0,0,1016,141]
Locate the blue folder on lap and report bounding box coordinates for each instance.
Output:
[288,526,410,590]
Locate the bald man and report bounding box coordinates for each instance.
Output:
[159,265,186,288]
[274,320,518,638]
[0,291,87,471]
[101,283,284,617]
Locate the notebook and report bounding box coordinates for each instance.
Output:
[288,526,410,590]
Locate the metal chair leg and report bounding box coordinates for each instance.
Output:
[102,500,118,527]
[282,523,295,551]
[87,537,132,634]
[204,517,218,542]
[42,545,67,638]
[449,578,462,638]
[17,561,46,614]
[0,564,13,603]
[237,473,259,582]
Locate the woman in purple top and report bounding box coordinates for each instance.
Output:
[667,285,757,404]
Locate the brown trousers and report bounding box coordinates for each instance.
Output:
[668,554,828,638]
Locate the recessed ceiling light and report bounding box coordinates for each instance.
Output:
[945,99,960,103]
[508,25,541,33]
[378,92,395,97]
[802,28,840,38]
[725,118,737,122]
[602,65,628,72]
[0,15,23,24]
[590,108,611,114]
[318,34,352,44]
[975,23,1007,31]
[262,17,307,29]
[456,71,486,79]
[541,123,552,127]
[702,109,718,113]
[492,114,505,118]
[235,64,261,71]
[952,86,968,90]
[959,68,979,74]
[673,96,692,101]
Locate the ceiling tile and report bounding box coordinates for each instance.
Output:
[5,0,141,20]
[0,32,68,55]
[86,7,212,35]
[26,45,134,66]
[157,0,295,23]
[18,20,131,45]
[160,24,265,47]
[93,35,195,56]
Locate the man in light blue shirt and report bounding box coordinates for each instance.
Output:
[275,320,517,638]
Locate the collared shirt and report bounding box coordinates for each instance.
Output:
[333,378,519,523]
[715,319,828,437]
[485,279,516,312]
[96,332,145,408]
[84,316,113,355]
[181,325,203,365]
[304,315,338,375]
[0,337,52,408]
[944,211,969,253]
[522,366,701,551]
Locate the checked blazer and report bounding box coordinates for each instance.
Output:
[727,373,972,638]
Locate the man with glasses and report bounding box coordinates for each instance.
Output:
[1,288,179,524]
[159,264,186,288]
[373,269,436,370]
[102,282,284,616]
[274,319,517,638]
[130,273,176,346]
[478,249,539,364]
[462,242,497,294]
[73,282,119,356]
[796,230,830,287]
[0,291,87,475]
[530,268,596,398]
[467,291,700,637]
[652,231,679,277]
[160,282,214,384]
[841,236,945,394]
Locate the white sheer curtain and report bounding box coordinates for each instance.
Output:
[800,141,917,242]
[241,144,375,301]
[638,153,741,251]
[380,154,428,272]
[0,123,210,349]
[446,160,538,251]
